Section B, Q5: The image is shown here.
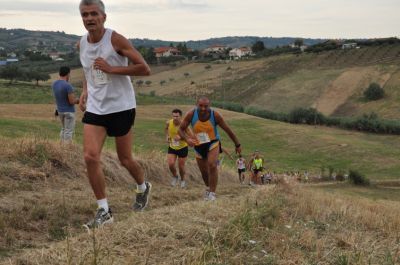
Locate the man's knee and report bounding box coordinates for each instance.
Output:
[84,152,101,165]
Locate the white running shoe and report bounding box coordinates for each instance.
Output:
[171,176,179,187]
[180,180,186,188]
[205,192,216,201]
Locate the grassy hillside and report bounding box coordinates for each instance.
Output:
[1,101,400,263]
[127,45,400,119]
[35,43,400,119]
[0,137,399,264]
[1,104,400,180]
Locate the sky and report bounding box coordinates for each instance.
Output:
[1,0,399,41]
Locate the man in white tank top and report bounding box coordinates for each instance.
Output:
[78,0,152,230]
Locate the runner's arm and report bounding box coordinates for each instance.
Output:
[93,32,150,76]
[214,111,241,154]
[178,110,197,146]
[165,120,170,143]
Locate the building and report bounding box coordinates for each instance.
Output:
[229,47,253,59]
[342,43,357,49]
[154,47,180,58]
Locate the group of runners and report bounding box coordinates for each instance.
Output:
[50,0,251,230]
[52,0,273,232]
[165,97,242,201]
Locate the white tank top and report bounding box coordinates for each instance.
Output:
[80,28,136,114]
[237,158,246,169]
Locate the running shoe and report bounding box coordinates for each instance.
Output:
[180,180,186,188]
[83,207,113,230]
[205,192,216,201]
[133,182,152,211]
[171,176,179,187]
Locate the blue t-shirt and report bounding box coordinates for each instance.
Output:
[52,80,75,113]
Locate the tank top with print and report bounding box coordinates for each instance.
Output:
[80,28,136,114]
[190,108,220,145]
[168,119,188,150]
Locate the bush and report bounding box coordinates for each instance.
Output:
[348,170,370,186]
[135,80,144,86]
[288,108,325,125]
[205,65,212,70]
[145,80,152,86]
[364,83,384,100]
[184,72,190,77]
[160,80,166,86]
[149,91,156,97]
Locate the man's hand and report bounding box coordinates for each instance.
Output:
[94,57,113,73]
[186,137,198,147]
[235,145,242,155]
[79,92,87,112]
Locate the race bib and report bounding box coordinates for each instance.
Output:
[92,65,110,85]
[196,132,210,144]
[171,139,180,147]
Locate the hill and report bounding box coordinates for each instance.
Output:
[0,28,79,52]
[131,44,400,119]
[0,136,399,264]
[0,28,324,52]
[132,36,324,49]
[1,103,400,179]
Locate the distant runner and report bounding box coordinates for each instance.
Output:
[236,154,246,184]
[178,96,241,201]
[165,109,189,188]
[248,150,264,186]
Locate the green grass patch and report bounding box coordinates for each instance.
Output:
[313,183,400,202]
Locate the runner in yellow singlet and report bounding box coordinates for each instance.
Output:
[248,150,264,186]
[165,109,190,188]
[178,96,241,201]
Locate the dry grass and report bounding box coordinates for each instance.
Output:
[1,136,400,264]
[0,138,400,265]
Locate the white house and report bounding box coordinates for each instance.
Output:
[203,45,228,54]
[154,47,180,58]
[342,43,357,49]
[229,47,253,59]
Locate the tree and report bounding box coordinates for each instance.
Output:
[136,80,144,87]
[251,40,265,53]
[25,69,50,86]
[294,38,304,47]
[184,72,190,78]
[0,64,22,83]
[145,80,152,86]
[364,83,384,100]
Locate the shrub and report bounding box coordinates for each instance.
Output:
[348,170,370,186]
[149,91,156,97]
[184,72,190,77]
[145,80,152,86]
[160,80,166,86]
[288,108,325,125]
[204,65,212,70]
[364,83,384,100]
[135,80,144,86]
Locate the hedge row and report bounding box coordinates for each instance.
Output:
[218,104,400,135]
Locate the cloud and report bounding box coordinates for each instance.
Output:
[107,0,210,13]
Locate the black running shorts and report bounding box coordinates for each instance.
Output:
[82,108,135,137]
[168,146,189,158]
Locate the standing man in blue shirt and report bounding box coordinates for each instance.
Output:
[52,66,79,143]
